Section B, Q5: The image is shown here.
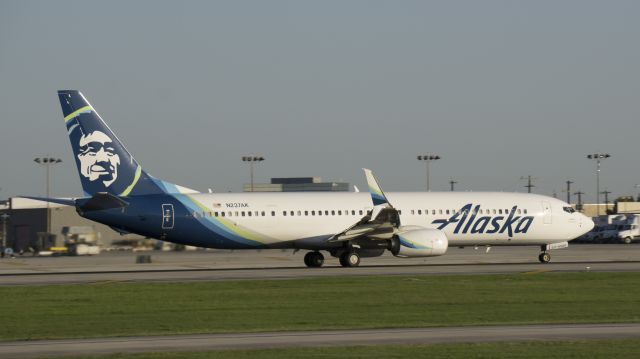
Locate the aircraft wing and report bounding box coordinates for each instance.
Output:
[329,169,400,242]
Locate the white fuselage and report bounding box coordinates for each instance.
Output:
[182,191,593,249]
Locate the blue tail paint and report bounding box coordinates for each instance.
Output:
[58,90,178,197]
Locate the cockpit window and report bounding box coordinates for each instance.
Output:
[563,206,576,213]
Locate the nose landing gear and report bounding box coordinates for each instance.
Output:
[538,252,551,263]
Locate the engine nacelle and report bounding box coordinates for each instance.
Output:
[389,226,448,258]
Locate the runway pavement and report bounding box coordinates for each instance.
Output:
[1,323,639,358]
[0,244,638,285]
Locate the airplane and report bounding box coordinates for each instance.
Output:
[27,90,594,267]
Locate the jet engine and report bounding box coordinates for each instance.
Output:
[388,226,448,258]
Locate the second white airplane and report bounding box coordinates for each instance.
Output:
[31,90,594,267]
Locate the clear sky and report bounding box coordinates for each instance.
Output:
[1,1,639,202]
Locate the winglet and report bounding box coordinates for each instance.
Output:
[363,168,390,206]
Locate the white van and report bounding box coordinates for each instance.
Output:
[618,224,640,244]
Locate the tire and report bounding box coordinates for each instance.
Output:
[303,252,313,267]
[538,252,551,263]
[339,253,349,267]
[347,252,361,267]
[339,251,360,267]
[624,237,632,244]
[309,252,324,267]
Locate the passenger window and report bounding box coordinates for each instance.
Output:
[524,209,528,214]
[498,209,503,214]
[261,211,265,216]
[517,209,521,214]
[331,210,335,215]
[305,210,309,216]
[312,211,315,216]
[297,211,301,216]
[228,212,232,217]
[411,210,415,215]
[283,211,287,216]
[235,211,239,217]
[291,211,295,216]
[352,210,356,215]
[221,212,225,217]
[271,211,275,216]
[214,212,219,217]
[242,211,245,217]
[338,210,342,215]
[248,211,252,217]
[418,210,422,215]
[446,210,450,215]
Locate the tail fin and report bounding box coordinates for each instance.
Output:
[59,90,194,197]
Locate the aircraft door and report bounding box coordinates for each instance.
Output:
[542,201,552,224]
[162,204,175,230]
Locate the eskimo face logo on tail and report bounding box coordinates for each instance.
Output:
[77,131,120,188]
[432,203,534,236]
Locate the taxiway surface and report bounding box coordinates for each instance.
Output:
[0,244,638,285]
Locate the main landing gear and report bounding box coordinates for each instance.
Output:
[304,251,324,268]
[304,249,363,268]
[339,251,361,267]
[538,251,551,263]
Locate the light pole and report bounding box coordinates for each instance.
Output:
[601,190,611,213]
[574,191,584,211]
[587,153,611,216]
[417,154,440,191]
[34,156,63,235]
[520,175,536,193]
[241,156,265,192]
[449,179,457,191]
[566,180,573,204]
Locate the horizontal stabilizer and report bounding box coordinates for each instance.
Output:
[18,196,76,206]
[77,192,129,212]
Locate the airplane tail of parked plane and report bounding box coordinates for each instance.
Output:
[58,90,197,197]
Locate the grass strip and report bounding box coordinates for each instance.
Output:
[41,339,640,359]
[1,272,639,341]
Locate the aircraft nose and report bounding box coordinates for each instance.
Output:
[581,214,595,233]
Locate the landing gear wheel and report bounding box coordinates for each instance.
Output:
[339,251,360,267]
[538,252,551,263]
[304,251,324,268]
[624,237,632,244]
